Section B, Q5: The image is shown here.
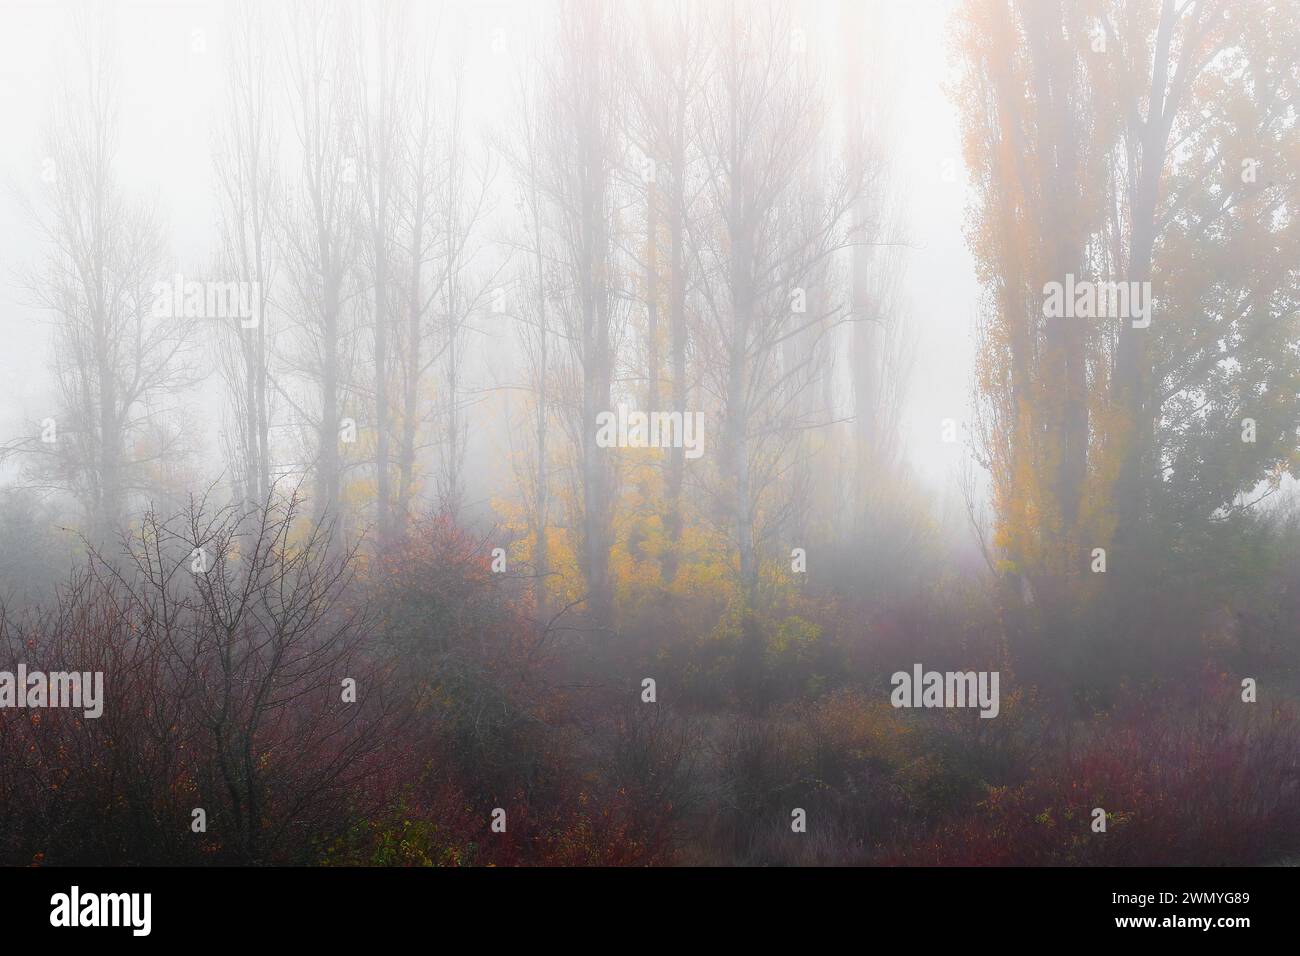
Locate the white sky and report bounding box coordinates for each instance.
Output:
[0,0,979,502]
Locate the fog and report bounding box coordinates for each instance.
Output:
[0,1,979,509]
[0,0,1296,870]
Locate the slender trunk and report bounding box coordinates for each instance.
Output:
[727,68,756,601]
[317,257,341,526]
[255,308,269,502]
[1112,3,1175,552]
[645,174,659,412]
[582,283,613,628]
[374,241,391,542]
[533,189,549,616]
[396,186,425,538]
[444,287,460,516]
[729,237,756,599]
[243,335,259,505]
[663,157,686,584]
[95,299,120,545]
[442,139,462,518]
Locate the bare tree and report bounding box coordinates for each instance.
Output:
[622,0,709,584]
[106,491,393,863]
[278,1,362,531]
[432,51,500,519]
[536,0,629,631]
[837,0,914,549]
[213,0,279,510]
[390,10,443,538]
[691,1,863,605]
[500,47,559,616]
[5,8,196,547]
[351,0,407,545]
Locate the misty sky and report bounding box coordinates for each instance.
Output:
[0,0,978,502]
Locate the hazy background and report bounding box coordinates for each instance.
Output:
[0,0,979,510]
[2,0,1298,870]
